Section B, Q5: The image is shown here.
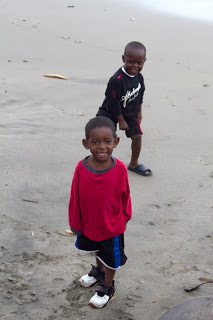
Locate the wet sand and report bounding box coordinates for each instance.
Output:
[0,0,213,319]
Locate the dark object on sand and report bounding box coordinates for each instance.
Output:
[67,5,75,7]
[22,199,38,204]
[184,278,213,292]
[158,296,213,320]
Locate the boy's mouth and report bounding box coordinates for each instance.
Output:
[97,152,107,157]
[131,68,138,73]
[127,69,139,76]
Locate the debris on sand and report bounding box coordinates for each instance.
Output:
[184,278,213,292]
[203,83,210,87]
[65,229,74,235]
[43,74,68,80]
[22,199,38,204]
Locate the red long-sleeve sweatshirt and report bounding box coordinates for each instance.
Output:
[68,157,132,241]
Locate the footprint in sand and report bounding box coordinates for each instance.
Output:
[8,274,23,283]
[15,291,38,305]
[60,278,90,319]
[152,204,160,209]
[125,292,143,307]
[0,246,9,257]
[52,277,66,287]
[111,308,134,320]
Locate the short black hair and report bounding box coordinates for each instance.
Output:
[124,41,146,55]
[85,116,116,140]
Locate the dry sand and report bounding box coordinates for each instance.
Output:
[0,0,213,319]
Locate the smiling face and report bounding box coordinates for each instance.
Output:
[82,126,119,169]
[122,47,146,76]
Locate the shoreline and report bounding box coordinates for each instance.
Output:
[118,0,213,23]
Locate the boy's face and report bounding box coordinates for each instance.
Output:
[82,127,119,164]
[122,48,146,76]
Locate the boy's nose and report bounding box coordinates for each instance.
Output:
[99,142,106,149]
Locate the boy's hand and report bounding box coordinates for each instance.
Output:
[119,120,129,130]
[125,220,129,231]
[70,227,82,235]
[117,114,129,130]
[137,111,142,124]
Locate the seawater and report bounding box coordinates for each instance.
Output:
[121,0,213,22]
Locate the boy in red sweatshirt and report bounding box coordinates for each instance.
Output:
[68,116,132,308]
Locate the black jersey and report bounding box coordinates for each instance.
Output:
[98,67,145,121]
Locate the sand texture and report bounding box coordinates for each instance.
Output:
[1,0,213,319]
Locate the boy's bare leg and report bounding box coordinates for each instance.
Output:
[96,258,115,285]
[105,268,116,285]
[129,133,142,168]
[96,256,106,272]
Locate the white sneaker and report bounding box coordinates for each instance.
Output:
[89,281,116,308]
[79,274,98,288]
[79,265,105,288]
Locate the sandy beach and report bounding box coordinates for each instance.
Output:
[1,0,213,319]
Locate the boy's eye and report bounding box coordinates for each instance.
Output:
[128,61,144,66]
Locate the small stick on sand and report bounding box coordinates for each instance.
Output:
[22,199,38,204]
[43,74,68,80]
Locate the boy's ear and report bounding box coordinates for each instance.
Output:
[122,55,125,63]
[82,139,89,149]
[113,137,120,148]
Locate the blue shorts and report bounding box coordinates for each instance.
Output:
[75,233,127,270]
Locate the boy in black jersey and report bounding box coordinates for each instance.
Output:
[97,41,152,176]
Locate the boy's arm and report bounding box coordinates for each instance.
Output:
[117,114,129,130]
[122,168,132,222]
[106,79,129,130]
[137,75,145,124]
[137,103,142,124]
[68,166,83,233]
